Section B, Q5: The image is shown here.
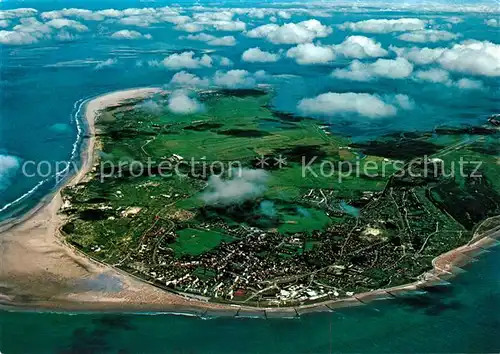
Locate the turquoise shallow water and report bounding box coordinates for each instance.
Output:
[1,244,499,353]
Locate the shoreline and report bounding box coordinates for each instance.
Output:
[1,87,499,317]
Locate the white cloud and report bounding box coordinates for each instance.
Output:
[395,40,500,77]
[186,32,213,41]
[213,70,257,88]
[141,60,161,67]
[218,57,234,66]
[246,19,332,44]
[393,94,416,110]
[201,168,269,206]
[169,69,264,89]
[446,17,463,25]
[106,7,184,27]
[414,68,450,83]
[45,19,89,32]
[136,100,163,115]
[340,18,426,34]
[277,10,292,19]
[242,47,280,63]
[413,69,484,89]
[438,40,500,77]
[332,57,414,81]
[0,20,9,28]
[412,68,485,89]
[167,90,204,114]
[122,8,158,16]
[254,70,269,80]
[455,78,484,90]
[41,8,104,21]
[397,29,458,43]
[45,59,104,68]
[110,30,152,40]
[119,15,158,27]
[175,22,205,33]
[162,51,213,70]
[176,19,246,33]
[95,58,117,70]
[0,30,38,45]
[185,33,236,46]
[0,8,38,20]
[211,20,246,32]
[297,92,398,118]
[286,36,387,65]
[163,15,192,25]
[96,9,123,18]
[333,35,388,59]
[12,17,51,38]
[170,71,210,88]
[286,43,336,65]
[55,31,79,42]
[192,11,234,22]
[37,6,192,29]
[244,8,267,19]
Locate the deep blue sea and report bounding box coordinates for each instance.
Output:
[0,0,499,352]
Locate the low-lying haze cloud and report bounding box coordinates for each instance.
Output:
[110,29,152,40]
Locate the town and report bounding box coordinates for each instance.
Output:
[60,90,500,307]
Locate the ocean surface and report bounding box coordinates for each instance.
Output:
[1,0,499,221]
[1,0,499,352]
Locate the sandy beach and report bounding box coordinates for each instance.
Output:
[1,87,499,316]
